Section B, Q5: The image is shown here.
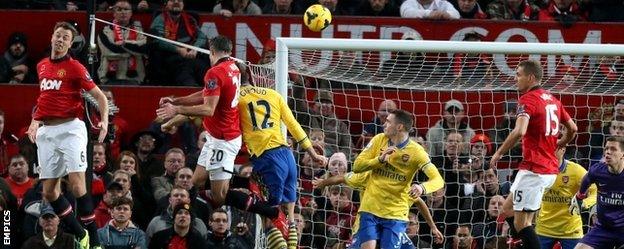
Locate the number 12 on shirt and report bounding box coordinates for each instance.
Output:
[248,100,274,130]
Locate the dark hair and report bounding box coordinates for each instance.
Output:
[0,108,4,117]
[234,61,252,85]
[111,196,134,209]
[209,35,233,54]
[211,208,228,221]
[53,21,78,41]
[606,136,624,151]
[390,109,414,132]
[518,60,543,82]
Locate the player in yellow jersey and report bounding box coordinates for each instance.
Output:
[352,109,445,249]
[236,62,326,249]
[536,148,597,249]
[311,171,445,248]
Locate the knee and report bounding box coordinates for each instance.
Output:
[71,184,87,197]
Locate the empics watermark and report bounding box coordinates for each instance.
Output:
[3,210,10,245]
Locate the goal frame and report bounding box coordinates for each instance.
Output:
[274,37,624,98]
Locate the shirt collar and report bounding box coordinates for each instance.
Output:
[389,137,410,149]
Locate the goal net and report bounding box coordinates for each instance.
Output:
[249,38,624,248]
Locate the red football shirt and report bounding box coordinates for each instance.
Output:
[202,58,241,140]
[33,56,96,120]
[517,88,571,174]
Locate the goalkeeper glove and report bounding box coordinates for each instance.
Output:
[569,192,587,215]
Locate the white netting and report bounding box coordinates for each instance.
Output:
[247,40,624,248]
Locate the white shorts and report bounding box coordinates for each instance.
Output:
[36,118,88,179]
[509,169,557,212]
[197,133,241,181]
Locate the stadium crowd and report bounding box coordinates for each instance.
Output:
[0,0,624,249]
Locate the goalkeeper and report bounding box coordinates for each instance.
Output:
[351,109,444,249]
[535,147,597,249]
[312,171,444,248]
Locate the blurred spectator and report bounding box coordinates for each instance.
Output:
[205,208,254,249]
[325,185,357,247]
[155,167,212,224]
[5,154,33,207]
[489,100,522,161]
[186,130,207,170]
[447,224,477,249]
[376,32,427,82]
[97,196,147,248]
[94,181,124,228]
[452,0,488,18]
[584,0,624,21]
[593,56,623,83]
[469,133,492,169]
[0,32,36,83]
[292,89,352,157]
[427,99,475,157]
[114,171,151,231]
[452,33,494,86]
[318,0,356,15]
[400,0,461,19]
[131,130,164,193]
[357,100,397,149]
[469,195,506,244]
[406,211,432,248]
[549,64,580,91]
[97,0,147,85]
[538,0,587,25]
[213,0,262,16]
[92,142,113,205]
[354,0,401,16]
[148,203,208,248]
[262,0,308,14]
[151,148,185,200]
[21,203,79,249]
[145,187,208,241]
[486,0,540,20]
[325,152,348,179]
[102,89,131,160]
[423,186,458,245]
[148,0,208,86]
[258,38,276,64]
[20,181,67,240]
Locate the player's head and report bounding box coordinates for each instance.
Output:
[384,109,414,137]
[51,21,77,57]
[515,60,543,93]
[234,60,253,86]
[209,35,233,64]
[605,136,624,168]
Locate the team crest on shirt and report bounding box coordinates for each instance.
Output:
[401,154,410,162]
[57,69,66,78]
[562,176,569,184]
[85,72,92,81]
[541,93,552,100]
[206,79,217,90]
[517,104,526,114]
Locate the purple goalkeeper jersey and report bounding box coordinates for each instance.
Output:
[579,162,624,229]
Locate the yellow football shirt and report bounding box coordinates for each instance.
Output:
[238,85,312,157]
[353,133,444,221]
[536,160,597,239]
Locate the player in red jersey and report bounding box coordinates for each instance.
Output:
[490,60,577,249]
[156,36,290,239]
[26,22,109,249]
